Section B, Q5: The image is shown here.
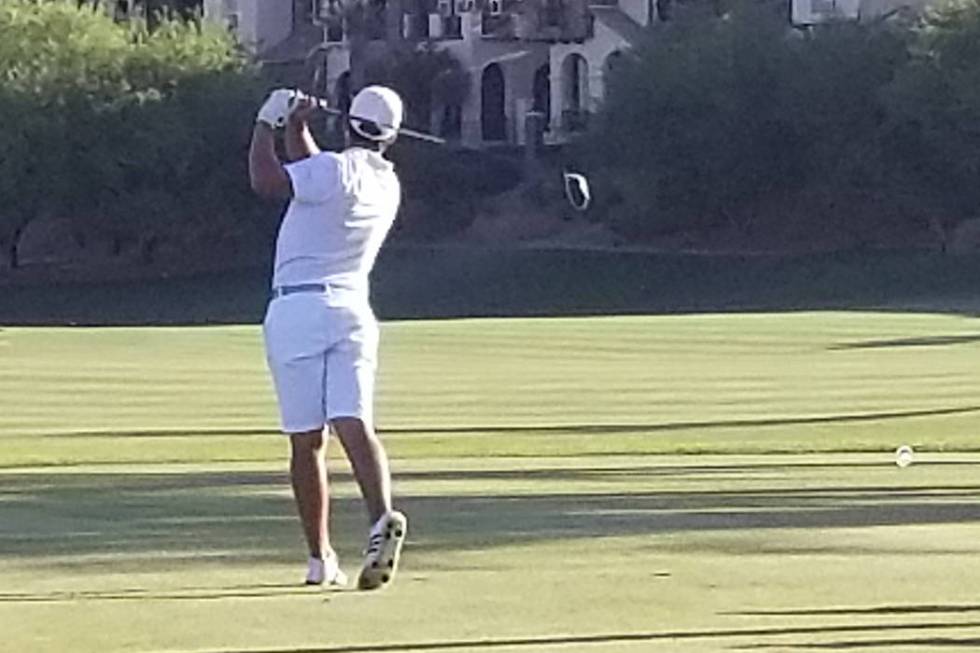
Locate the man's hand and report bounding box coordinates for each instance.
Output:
[287,91,317,126]
[284,91,321,161]
[256,89,296,129]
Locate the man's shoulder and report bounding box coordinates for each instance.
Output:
[310,151,346,170]
[284,152,346,204]
[287,151,343,172]
[340,148,396,172]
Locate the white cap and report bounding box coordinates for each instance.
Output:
[349,86,403,142]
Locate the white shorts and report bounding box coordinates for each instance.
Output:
[263,290,379,434]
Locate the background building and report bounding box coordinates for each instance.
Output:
[203,0,653,147]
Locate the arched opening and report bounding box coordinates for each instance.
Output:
[532,64,551,131]
[601,50,625,102]
[561,53,589,132]
[481,63,506,142]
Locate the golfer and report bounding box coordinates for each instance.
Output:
[248,86,407,590]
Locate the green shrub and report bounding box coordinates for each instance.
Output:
[884,0,980,222]
[368,43,471,132]
[0,0,265,268]
[581,1,912,239]
[390,144,523,238]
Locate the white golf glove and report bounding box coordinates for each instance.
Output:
[256,89,297,129]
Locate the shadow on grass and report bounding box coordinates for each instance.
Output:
[2,463,980,565]
[728,605,980,649]
[830,334,980,351]
[729,604,980,617]
[194,621,980,652]
[3,248,980,326]
[738,636,980,649]
[394,465,980,483]
[0,583,324,604]
[26,403,980,440]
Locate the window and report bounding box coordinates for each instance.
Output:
[296,0,315,27]
[443,15,462,37]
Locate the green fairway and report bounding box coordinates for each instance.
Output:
[2,313,980,651]
[3,312,980,465]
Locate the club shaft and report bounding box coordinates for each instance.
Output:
[312,98,446,144]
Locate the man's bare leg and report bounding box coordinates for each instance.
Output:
[331,417,405,590]
[330,417,391,523]
[289,429,330,559]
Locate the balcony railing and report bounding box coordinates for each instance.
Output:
[414,13,463,39]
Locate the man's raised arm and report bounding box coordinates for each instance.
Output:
[249,90,294,199]
[284,95,321,162]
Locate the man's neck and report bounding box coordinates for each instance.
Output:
[348,144,384,154]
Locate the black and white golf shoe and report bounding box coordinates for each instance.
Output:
[357,510,407,590]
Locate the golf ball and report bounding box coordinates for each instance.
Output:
[895,445,914,468]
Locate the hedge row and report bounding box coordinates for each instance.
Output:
[583,0,980,244]
[0,0,269,267]
[0,1,510,269]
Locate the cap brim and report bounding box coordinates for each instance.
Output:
[350,118,398,142]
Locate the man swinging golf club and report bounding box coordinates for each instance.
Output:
[248,86,407,590]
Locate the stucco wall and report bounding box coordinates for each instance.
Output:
[254,0,293,55]
[618,0,651,27]
[203,0,292,55]
[324,48,352,99]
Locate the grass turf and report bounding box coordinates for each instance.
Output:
[2,312,980,465]
[1,312,980,651]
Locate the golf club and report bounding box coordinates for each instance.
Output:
[563,171,591,212]
[296,93,592,211]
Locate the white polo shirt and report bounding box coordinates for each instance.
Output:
[273,148,400,295]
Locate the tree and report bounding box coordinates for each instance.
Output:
[78,1,204,25]
[370,43,470,131]
[884,0,980,227]
[580,0,911,241]
[0,0,260,269]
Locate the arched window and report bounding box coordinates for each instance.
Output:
[561,53,589,131]
[481,63,506,141]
